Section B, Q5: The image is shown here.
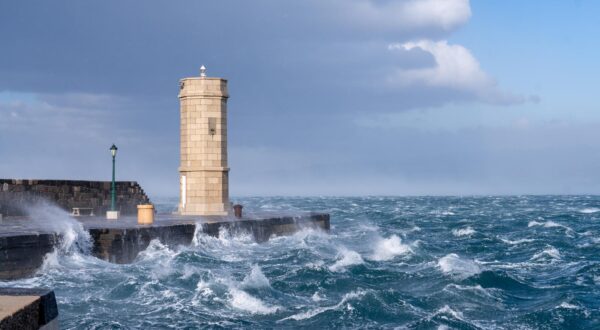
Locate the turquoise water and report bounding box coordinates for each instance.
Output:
[3,196,600,329]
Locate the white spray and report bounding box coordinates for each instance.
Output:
[25,201,92,254]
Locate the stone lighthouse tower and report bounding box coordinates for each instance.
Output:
[178,66,230,216]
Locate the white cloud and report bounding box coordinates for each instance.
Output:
[388,40,527,104]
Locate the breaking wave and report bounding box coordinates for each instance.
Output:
[452,226,476,237]
[229,288,279,314]
[579,207,600,214]
[370,235,412,261]
[329,248,364,272]
[438,253,481,278]
[279,290,367,322]
[3,196,600,329]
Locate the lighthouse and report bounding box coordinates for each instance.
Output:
[178,66,230,216]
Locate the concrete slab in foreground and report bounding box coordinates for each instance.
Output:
[0,212,330,280]
[0,287,58,330]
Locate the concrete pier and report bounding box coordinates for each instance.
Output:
[0,213,330,280]
[0,287,59,330]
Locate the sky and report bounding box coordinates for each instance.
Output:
[1,0,600,197]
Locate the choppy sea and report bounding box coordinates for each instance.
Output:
[3,196,600,329]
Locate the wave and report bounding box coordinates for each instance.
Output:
[579,207,600,214]
[279,290,366,322]
[194,280,214,299]
[438,254,481,278]
[370,235,412,261]
[229,288,280,314]
[311,292,325,302]
[434,305,465,322]
[531,246,561,261]
[528,220,573,233]
[329,248,364,272]
[26,202,91,254]
[556,301,591,317]
[20,202,94,273]
[444,284,495,299]
[452,227,475,237]
[500,237,535,245]
[241,265,271,289]
[431,210,455,216]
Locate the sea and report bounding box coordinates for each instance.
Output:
[3,196,600,329]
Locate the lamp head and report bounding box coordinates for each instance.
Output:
[110,144,118,157]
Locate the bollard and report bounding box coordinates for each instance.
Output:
[137,204,154,225]
[233,204,243,219]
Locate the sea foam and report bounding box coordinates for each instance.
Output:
[370,235,412,261]
[329,248,364,272]
[531,246,561,261]
[528,220,573,233]
[279,290,366,322]
[438,254,481,278]
[500,238,535,245]
[229,288,279,314]
[241,265,271,289]
[579,207,600,214]
[452,227,476,237]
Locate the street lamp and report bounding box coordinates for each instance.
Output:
[110,144,118,214]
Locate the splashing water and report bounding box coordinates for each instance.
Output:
[437,253,481,278]
[25,201,92,254]
[2,196,600,329]
[370,234,412,261]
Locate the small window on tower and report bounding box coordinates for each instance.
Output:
[208,117,216,135]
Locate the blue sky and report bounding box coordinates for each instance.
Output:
[1,0,599,197]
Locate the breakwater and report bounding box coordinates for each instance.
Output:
[0,212,330,280]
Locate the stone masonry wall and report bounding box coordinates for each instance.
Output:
[0,179,150,216]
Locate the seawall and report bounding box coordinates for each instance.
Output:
[0,213,330,280]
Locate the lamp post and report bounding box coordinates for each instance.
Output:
[110,144,117,211]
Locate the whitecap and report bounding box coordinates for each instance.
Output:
[279,290,366,322]
[229,288,279,314]
[528,220,573,232]
[241,265,270,289]
[452,227,476,237]
[329,248,364,272]
[311,292,325,302]
[137,239,177,261]
[195,280,214,298]
[500,238,535,245]
[434,305,465,322]
[305,260,325,270]
[579,207,600,214]
[558,302,579,309]
[528,220,543,227]
[370,235,412,261]
[531,246,561,261]
[437,254,481,278]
